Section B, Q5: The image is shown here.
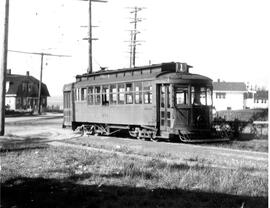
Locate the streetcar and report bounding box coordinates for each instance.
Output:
[63,62,217,142]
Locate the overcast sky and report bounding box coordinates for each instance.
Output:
[1,0,269,96]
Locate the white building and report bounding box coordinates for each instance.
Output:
[244,90,268,109]
[213,81,247,111]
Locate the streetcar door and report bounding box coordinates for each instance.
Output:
[63,91,72,127]
[159,84,172,132]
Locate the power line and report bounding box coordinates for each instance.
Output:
[8,49,71,115]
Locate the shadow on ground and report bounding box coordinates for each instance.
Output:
[0,135,50,152]
[1,177,267,208]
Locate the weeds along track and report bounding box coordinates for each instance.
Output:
[49,140,268,177]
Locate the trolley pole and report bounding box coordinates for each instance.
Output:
[0,0,9,136]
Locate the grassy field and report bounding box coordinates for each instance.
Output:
[200,138,268,153]
[1,142,268,208]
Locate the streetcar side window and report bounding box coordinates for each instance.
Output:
[110,84,117,104]
[134,82,142,104]
[74,88,77,101]
[94,86,101,105]
[77,88,81,101]
[102,85,110,105]
[126,83,133,104]
[81,88,87,101]
[74,88,81,101]
[118,84,125,104]
[143,82,152,104]
[87,87,94,105]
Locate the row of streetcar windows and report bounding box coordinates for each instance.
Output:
[74,82,152,105]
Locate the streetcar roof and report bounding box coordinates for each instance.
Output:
[64,62,212,88]
[75,62,191,80]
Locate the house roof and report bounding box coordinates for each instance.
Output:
[6,73,50,97]
[213,82,247,92]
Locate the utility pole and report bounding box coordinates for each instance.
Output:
[0,0,9,136]
[79,0,107,74]
[127,7,145,68]
[8,50,70,115]
[129,30,133,68]
[38,53,44,115]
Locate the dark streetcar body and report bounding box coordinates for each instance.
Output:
[63,62,217,142]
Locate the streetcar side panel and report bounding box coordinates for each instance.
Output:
[74,103,156,126]
[72,81,157,127]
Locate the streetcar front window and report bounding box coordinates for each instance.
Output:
[191,86,212,106]
[175,86,189,105]
[206,87,213,106]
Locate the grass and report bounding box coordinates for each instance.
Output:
[1,143,268,208]
[61,137,268,174]
[201,138,268,153]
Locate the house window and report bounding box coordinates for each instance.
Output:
[22,82,27,92]
[16,97,21,105]
[6,81,9,93]
[216,93,226,99]
[42,98,46,105]
[28,83,32,92]
[23,98,27,106]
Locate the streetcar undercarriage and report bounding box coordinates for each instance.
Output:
[71,121,233,143]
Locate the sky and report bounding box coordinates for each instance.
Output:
[1,0,270,96]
